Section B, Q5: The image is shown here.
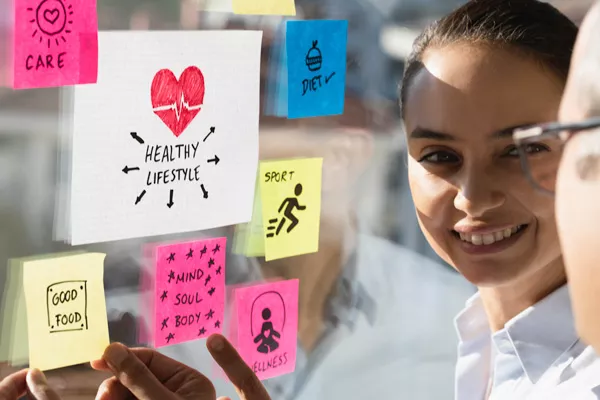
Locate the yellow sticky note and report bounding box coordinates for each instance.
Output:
[0,251,85,366]
[260,158,322,261]
[23,253,109,371]
[234,178,266,257]
[232,0,296,16]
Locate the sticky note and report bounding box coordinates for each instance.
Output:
[8,0,98,89]
[233,177,265,257]
[235,279,298,380]
[68,31,262,245]
[232,0,295,16]
[22,253,109,371]
[286,20,348,118]
[0,251,86,366]
[260,158,323,261]
[154,238,226,347]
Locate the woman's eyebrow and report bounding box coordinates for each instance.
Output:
[409,127,455,141]
[492,123,536,139]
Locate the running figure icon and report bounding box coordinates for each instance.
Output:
[266,183,306,238]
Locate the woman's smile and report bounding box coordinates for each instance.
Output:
[450,224,529,255]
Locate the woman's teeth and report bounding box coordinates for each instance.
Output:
[457,225,524,246]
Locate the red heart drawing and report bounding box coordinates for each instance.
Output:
[151,66,205,138]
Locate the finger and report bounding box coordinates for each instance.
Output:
[0,369,28,399]
[207,335,270,400]
[90,359,111,372]
[217,397,231,400]
[95,376,131,400]
[102,343,172,400]
[25,369,61,400]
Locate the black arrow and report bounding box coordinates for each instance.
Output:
[203,127,215,142]
[200,184,208,199]
[122,166,140,174]
[207,155,220,165]
[167,190,174,208]
[130,132,145,144]
[135,190,146,205]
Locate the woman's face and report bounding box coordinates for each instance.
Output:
[404,43,563,286]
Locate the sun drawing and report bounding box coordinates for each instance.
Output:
[28,0,74,49]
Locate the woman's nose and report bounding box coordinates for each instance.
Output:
[453,174,506,218]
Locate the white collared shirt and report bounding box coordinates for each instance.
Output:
[455,285,600,400]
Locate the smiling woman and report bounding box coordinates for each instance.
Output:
[398,0,600,399]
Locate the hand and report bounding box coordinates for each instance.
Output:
[92,334,271,400]
[0,368,61,400]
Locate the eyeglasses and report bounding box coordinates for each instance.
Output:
[512,117,600,195]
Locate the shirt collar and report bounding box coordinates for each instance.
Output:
[454,284,580,384]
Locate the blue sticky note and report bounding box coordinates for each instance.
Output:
[286,20,348,119]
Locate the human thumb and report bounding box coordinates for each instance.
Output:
[26,369,61,400]
[102,343,172,400]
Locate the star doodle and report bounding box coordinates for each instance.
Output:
[208,287,216,297]
[161,317,169,330]
[199,245,207,259]
[166,332,175,343]
[212,243,221,255]
[198,327,207,336]
[216,266,222,275]
[214,320,221,329]
[204,275,212,286]
[167,253,175,263]
[206,309,215,320]
[160,290,168,302]
[186,248,194,259]
[167,270,175,283]
[208,258,215,268]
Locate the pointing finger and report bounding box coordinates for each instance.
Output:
[207,335,271,400]
[0,369,28,399]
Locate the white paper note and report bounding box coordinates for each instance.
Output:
[70,31,262,244]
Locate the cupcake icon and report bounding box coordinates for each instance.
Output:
[305,40,322,72]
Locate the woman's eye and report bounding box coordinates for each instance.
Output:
[418,151,460,164]
[504,143,550,157]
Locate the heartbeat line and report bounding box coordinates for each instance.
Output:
[152,92,202,121]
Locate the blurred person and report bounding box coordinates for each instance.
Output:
[513,0,600,384]
[400,0,600,398]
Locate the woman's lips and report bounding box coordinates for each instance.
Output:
[450,224,529,255]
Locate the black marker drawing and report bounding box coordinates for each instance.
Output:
[167,189,174,208]
[250,291,286,355]
[199,245,207,259]
[305,40,322,72]
[198,327,206,336]
[208,258,215,268]
[46,280,88,333]
[200,184,208,199]
[207,155,220,165]
[203,127,215,142]
[135,190,146,205]
[208,287,215,297]
[325,72,336,84]
[216,266,222,275]
[167,253,175,263]
[212,243,221,254]
[214,320,221,329]
[206,309,215,320]
[130,132,145,144]
[122,165,139,174]
[168,270,175,283]
[266,184,306,238]
[166,332,175,343]
[160,290,168,302]
[28,0,73,49]
[161,317,168,330]
[204,275,211,286]
[186,248,193,259]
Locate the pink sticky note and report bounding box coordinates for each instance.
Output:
[10,0,98,89]
[154,237,226,348]
[235,279,298,380]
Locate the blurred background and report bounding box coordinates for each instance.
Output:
[0,0,594,398]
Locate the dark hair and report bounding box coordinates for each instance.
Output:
[399,0,578,117]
